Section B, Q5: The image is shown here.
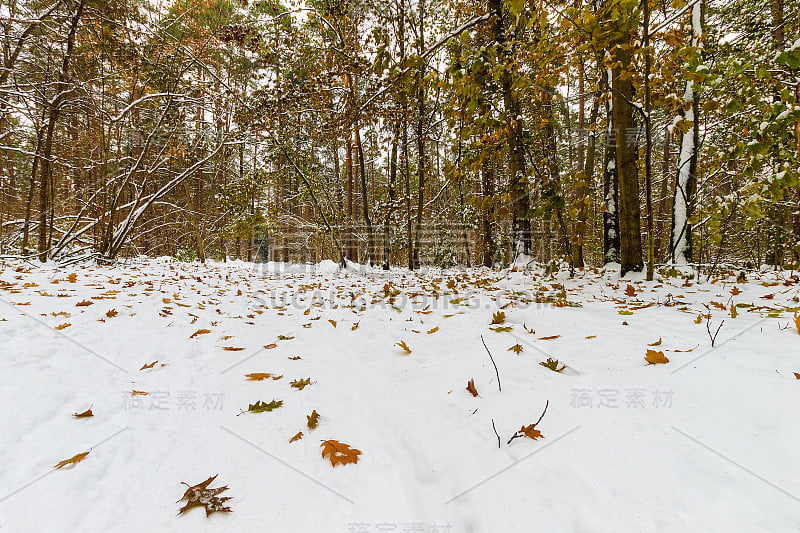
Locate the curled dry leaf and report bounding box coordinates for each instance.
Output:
[648,338,662,346]
[307,410,320,429]
[54,451,90,469]
[222,346,245,351]
[289,431,303,443]
[263,343,278,349]
[73,408,93,418]
[55,323,71,330]
[140,361,158,370]
[244,373,282,381]
[466,378,478,397]
[190,328,210,338]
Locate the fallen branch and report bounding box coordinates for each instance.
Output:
[480,335,501,392]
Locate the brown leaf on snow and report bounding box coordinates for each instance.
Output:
[75,300,93,307]
[73,408,93,418]
[625,284,636,297]
[538,335,560,341]
[645,349,670,365]
[66,273,77,283]
[307,410,320,429]
[131,390,148,396]
[289,431,303,443]
[244,373,282,381]
[55,323,71,330]
[106,309,118,318]
[222,346,245,351]
[54,451,89,469]
[190,328,211,338]
[320,440,361,467]
[178,474,233,516]
[466,378,478,397]
[518,424,543,440]
[140,361,158,370]
[648,338,662,346]
[263,343,278,349]
[508,343,523,354]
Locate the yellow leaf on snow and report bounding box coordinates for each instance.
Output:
[645,349,669,365]
[396,340,412,354]
[55,323,71,330]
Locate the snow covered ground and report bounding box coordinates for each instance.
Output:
[0,258,798,532]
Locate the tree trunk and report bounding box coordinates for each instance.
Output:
[670,0,703,265]
[610,13,643,275]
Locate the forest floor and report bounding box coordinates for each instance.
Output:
[0,257,799,532]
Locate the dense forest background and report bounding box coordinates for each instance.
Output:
[0,0,797,275]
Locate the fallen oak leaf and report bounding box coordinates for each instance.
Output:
[54,450,90,469]
[73,408,93,418]
[55,323,71,330]
[290,378,312,390]
[307,410,320,429]
[75,300,93,307]
[625,284,636,297]
[320,440,361,467]
[106,309,118,318]
[648,338,662,346]
[466,378,478,397]
[222,346,245,351]
[140,361,158,370]
[490,311,506,325]
[131,390,148,396]
[289,431,303,443]
[239,399,283,414]
[263,343,278,349]
[538,335,561,341]
[508,343,523,354]
[178,474,232,517]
